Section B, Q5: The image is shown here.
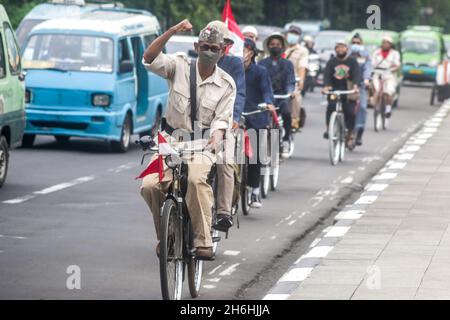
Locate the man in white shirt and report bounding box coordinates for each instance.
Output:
[371,35,401,118]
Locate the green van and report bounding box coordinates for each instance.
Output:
[400,25,445,82]
[444,34,450,52]
[0,5,26,187]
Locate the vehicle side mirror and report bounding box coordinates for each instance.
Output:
[119,60,134,74]
[18,71,26,82]
[188,49,198,58]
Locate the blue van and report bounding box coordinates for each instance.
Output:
[21,8,168,152]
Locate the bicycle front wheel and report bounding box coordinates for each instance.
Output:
[187,219,203,298]
[328,111,340,166]
[261,165,270,198]
[160,198,184,300]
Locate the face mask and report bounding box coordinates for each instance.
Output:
[269,47,282,57]
[287,33,300,45]
[351,44,362,54]
[199,50,221,67]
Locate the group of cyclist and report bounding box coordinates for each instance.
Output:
[139,18,401,262]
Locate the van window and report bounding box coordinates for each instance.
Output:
[22,34,113,73]
[0,33,5,79]
[401,36,439,55]
[3,23,21,75]
[143,34,157,47]
[119,38,132,63]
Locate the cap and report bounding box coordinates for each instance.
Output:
[206,20,233,44]
[264,32,288,52]
[286,25,302,35]
[352,32,362,41]
[303,35,314,42]
[335,39,348,47]
[199,25,224,45]
[382,34,393,44]
[242,25,258,37]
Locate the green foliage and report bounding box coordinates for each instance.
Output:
[2,0,450,33]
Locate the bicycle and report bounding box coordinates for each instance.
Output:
[372,67,392,132]
[136,136,215,300]
[323,89,357,166]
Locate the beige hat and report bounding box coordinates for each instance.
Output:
[206,20,233,44]
[242,25,258,38]
[382,34,394,44]
[263,32,288,53]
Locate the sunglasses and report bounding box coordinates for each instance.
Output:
[199,44,222,53]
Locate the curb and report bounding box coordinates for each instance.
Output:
[262,100,450,300]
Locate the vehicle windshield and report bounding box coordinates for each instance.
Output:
[22,34,114,73]
[401,36,439,54]
[166,40,194,55]
[16,19,45,48]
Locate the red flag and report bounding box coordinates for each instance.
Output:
[271,110,280,127]
[244,129,253,158]
[222,0,244,57]
[135,132,167,181]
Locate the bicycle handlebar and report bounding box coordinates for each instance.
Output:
[322,89,357,96]
[274,93,293,100]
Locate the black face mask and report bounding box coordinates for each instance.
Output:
[269,47,282,57]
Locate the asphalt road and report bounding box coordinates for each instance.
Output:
[0,85,436,300]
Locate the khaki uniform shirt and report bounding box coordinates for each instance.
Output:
[143,52,236,136]
[285,44,309,75]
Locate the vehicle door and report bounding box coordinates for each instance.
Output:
[116,37,136,121]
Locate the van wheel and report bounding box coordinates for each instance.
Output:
[0,136,9,188]
[54,136,70,144]
[111,114,131,153]
[22,134,35,148]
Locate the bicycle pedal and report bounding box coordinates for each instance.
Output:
[212,236,221,243]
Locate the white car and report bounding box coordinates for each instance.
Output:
[166,35,197,57]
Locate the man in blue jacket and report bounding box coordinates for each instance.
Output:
[259,33,296,159]
[207,21,246,232]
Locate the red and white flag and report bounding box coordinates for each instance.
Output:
[135,133,176,182]
[222,0,244,57]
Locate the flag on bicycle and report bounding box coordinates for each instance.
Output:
[222,0,244,57]
[135,132,175,181]
[244,129,253,158]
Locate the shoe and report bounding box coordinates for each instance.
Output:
[156,242,160,258]
[250,193,262,208]
[323,131,329,139]
[291,119,300,130]
[385,112,391,119]
[195,247,215,261]
[212,214,233,232]
[385,105,392,118]
[281,141,290,158]
[346,132,355,149]
[356,128,364,146]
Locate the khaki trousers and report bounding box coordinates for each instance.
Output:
[140,152,215,248]
[290,91,302,128]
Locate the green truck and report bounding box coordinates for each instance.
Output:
[0,4,26,187]
[400,25,446,82]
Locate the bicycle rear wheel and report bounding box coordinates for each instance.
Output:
[240,160,251,216]
[261,165,270,198]
[187,219,203,298]
[160,198,183,300]
[328,111,340,166]
[338,115,346,162]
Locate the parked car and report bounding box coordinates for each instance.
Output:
[0,5,26,187]
[284,20,328,38]
[400,25,445,82]
[21,7,168,152]
[16,0,122,49]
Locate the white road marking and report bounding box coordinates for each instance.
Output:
[255,238,261,242]
[367,183,388,192]
[309,238,322,248]
[263,294,289,300]
[288,220,297,226]
[0,235,28,240]
[325,226,350,237]
[3,176,95,204]
[223,250,240,256]
[341,176,353,184]
[278,267,313,282]
[208,262,226,275]
[355,195,378,205]
[304,246,334,258]
[207,278,221,283]
[219,263,240,276]
[394,153,414,160]
[388,162,407,170]
[270,235,277,240]
[335,210,363,220]
[373,172,397,180]
[405,145,421,152]
[203,285,216,289]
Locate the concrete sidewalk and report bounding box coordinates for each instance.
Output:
[266,101,450,300]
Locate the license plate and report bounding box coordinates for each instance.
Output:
[409,69,424,75]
